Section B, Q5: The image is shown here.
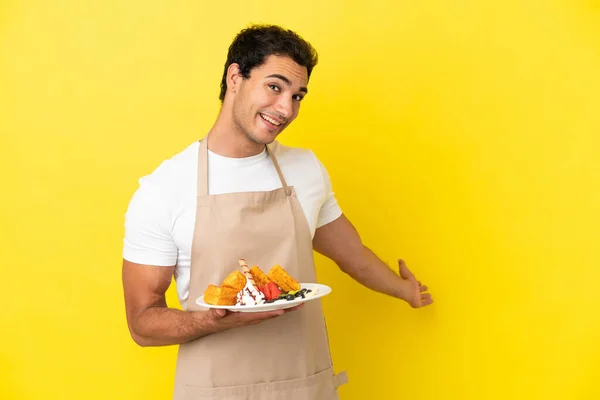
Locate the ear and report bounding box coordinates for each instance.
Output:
[226,63,243,95]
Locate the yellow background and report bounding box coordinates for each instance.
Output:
[1,0,599,399]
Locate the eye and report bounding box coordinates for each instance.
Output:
[293,94,304,102]
[268,84,281,92]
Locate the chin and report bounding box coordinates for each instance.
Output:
[247,130,280,145]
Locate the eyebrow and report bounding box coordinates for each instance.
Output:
[266,74,308,94]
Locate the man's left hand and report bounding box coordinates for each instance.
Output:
[398,259,433,308]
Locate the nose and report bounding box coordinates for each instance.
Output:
[274,96,293,119]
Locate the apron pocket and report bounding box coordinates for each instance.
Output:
[183,367,346,400]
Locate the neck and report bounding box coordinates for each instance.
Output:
[205,104,265,158]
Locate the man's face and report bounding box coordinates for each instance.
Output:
[230,55,309,145]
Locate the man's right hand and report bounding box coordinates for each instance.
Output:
[205,304,304,333]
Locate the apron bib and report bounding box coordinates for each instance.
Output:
[172,138,348,399]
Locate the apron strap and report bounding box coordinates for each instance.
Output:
[197,138,209,197]
[197,138,291,197]
[333,371,349,388]
[266,144,292,196]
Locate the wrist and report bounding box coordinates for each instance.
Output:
[192,310,218,336]
[394,278,411,302]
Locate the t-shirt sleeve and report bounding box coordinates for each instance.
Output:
[122,178,178,266]
[316,159,343,228]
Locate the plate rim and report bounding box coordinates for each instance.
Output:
[195,282,331,311]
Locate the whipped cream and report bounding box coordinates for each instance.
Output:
[235,258,265,306]
[236,283,265,305]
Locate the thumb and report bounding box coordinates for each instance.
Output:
[398,259,410,279]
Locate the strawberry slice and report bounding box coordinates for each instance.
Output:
[257,284,268,298]
[266,281,281,300]
[258,282,282,300]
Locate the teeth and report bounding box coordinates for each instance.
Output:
[260,113,281,126]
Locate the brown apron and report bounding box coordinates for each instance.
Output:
[172,138,348,399]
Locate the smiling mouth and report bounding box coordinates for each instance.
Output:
[260,113,282,126]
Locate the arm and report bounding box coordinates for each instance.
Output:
[122,260,298,347]
[312,215,432,308]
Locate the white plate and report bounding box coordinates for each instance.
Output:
[195,283,331,313]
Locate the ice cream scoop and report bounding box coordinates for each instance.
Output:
[235,259,266,306]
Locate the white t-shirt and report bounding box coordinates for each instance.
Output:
[122,140,342,309]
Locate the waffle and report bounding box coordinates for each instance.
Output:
[268,264,300,292]
[221,270,246,291]
[250,265,271,287]
[203,285,238,305]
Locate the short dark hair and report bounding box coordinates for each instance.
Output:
[219,24,319,102]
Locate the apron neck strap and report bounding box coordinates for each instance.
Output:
[197,139,292,197]
[197,138,209,197]
[266,144,292,196]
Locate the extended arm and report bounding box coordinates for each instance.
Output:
[312,215,432,308]
[122,260,295,346]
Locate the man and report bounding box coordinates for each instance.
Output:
[122,24,433,399]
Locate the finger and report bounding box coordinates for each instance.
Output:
[421,298,433,306]
[246,304,305,320]
[238,310,285,321]
[209,308,227,318]
[420,285,428,292]
[282,303,305,313]
[421,293,432,301]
